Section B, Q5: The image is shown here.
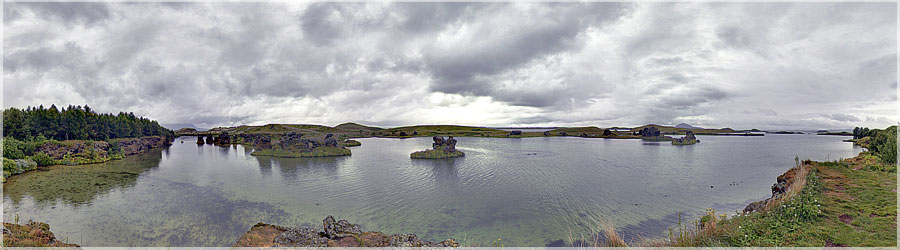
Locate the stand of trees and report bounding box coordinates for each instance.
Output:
[852,127,873,139]
[3,105,174,141]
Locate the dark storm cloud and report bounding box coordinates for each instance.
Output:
[424,3,631,100]
[3,2,897,129]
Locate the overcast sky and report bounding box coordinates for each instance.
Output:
[3,2,897,130]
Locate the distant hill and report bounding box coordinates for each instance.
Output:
[674,123,704,129]
[162,124,207,131]
[334,122,384,132]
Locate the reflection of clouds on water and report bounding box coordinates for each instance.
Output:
[269,156,345,182]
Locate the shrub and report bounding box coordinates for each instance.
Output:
[3,158,16,177]
[870,126,897,164]
[30,152,56,166]
[3,137,26,159]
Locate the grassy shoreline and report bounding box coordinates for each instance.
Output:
[588,151,896,247]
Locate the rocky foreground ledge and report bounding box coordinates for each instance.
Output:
[234,216,459,247]
[2,221,80,248]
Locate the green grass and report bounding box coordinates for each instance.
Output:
[410,149,465,159]
[250,147,351,158]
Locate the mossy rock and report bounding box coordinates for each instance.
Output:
[410,149,464,159]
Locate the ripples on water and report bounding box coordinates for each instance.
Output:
[3,134,862,246]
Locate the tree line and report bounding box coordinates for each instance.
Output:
[3,105,174,141]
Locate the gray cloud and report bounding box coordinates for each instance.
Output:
[3,2,897,130]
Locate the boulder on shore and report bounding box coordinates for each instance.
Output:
[508,130,523,136]
[233,216,459,247]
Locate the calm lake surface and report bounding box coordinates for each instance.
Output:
[2,134,863,247]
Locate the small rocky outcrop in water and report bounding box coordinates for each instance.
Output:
[672,131,700,145]
[410,136,464,159]
[205,135,215,144]
[214,132,232,145]
[508,130,523,136]
[234,216,459,247]
[543,131,551,136]
[197,136,205,145]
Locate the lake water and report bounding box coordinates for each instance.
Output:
[2,134,863,247]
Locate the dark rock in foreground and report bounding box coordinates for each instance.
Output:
[234,216,459,247]
[743,163,803,214]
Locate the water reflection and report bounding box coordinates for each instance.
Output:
[411,158,462,187]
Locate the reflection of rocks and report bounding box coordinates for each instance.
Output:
[235,216,459,247]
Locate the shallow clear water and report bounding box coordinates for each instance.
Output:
[2,134,862,246]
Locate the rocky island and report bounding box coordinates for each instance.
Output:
[234,216,459,247]
[410,136,465,159]
[672,131,700,145]
[245,132,351,158]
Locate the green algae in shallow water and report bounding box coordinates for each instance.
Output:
[410,149,465,159]
[2,148,164,206]
[250,147,351,158]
